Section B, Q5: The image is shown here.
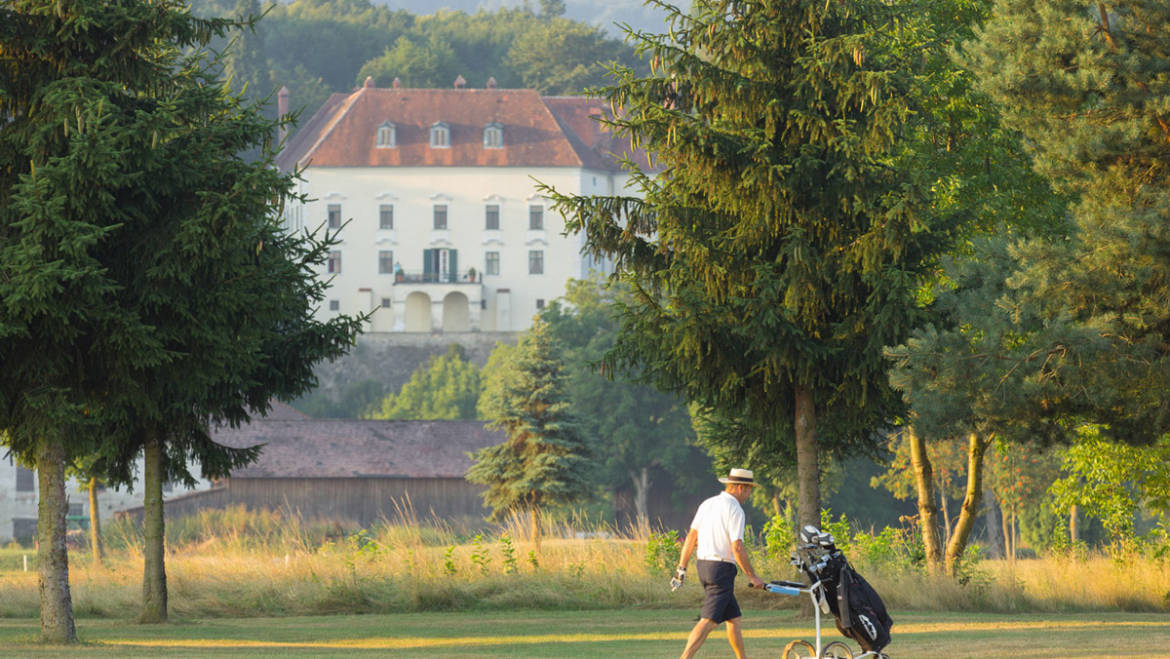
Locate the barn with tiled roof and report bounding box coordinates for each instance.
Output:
[121,403,506,528]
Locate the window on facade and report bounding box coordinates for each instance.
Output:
[485,251,500,275]
[483,123,503,148]
[379,204,394,230]
[15,466,33,492]
[68,502,84,516]
[327,250,341,274]
[536,299,545,310]
[430,122,450,148]
[329,299,340,311]
[529,205,544,230]
[485,204,499,230]
[433,204,448,230]
[381,298,391,308]
[379,250,394,274]
[327,204,341,229]
[528,250,544,275]
[376,121,396,148]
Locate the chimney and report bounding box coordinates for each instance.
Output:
[485,76,497,89]
[453,74,466,89]
[363,76,374,88]
[392,77,402,89]
[277,85,290,145]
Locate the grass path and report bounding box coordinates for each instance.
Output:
[0,609,1166,657]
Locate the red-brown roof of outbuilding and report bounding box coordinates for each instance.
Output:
[211,417,504,479]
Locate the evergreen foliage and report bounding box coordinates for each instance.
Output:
[467,319,593,524]
[962,0,1170,443]
[368,345,482,420]
[1,0,362,631]
[545,0,956,526]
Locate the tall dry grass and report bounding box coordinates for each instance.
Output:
[0,506,1167,619]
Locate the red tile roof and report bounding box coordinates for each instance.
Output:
[276,87,643,172]
[211,417,505,479]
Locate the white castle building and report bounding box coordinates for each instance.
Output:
[277,76,642,333]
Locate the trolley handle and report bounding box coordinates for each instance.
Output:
[754,579,819,597]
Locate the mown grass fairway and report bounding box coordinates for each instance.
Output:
[0,609,1166,658]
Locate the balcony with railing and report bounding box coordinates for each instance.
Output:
[393,270,481,285]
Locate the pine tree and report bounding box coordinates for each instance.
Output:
[961,0,1170,442]
[546,0,955,529]
[467,319,592,542]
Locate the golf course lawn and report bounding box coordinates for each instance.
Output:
[0,609,1166,657]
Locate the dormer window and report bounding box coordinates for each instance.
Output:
[483,122,503,149]
[430,122,450,148]
[376,121,396,148]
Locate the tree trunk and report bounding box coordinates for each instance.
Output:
[944,433,988,577]
[983,486,1004,559]
[939,482,952,547]
[793,387,819,530]
[88,477,104,567]
[529,507,541,551]
[1069,504,1079,544]
[631,466,650,532]
[140,436,167,623]
[908,426,943,574]
[37,439,77,644]
[1001,504,1014,564]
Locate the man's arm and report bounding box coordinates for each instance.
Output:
[732,539,765,588]
[678,528,698,570]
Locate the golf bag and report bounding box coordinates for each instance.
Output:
[795,526,893,653]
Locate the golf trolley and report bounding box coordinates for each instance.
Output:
[759,526,891,659]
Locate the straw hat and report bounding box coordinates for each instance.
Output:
[718,468,756,486]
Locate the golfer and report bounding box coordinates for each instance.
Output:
[674,468,765,659]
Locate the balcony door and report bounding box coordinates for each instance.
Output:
[423,248,457,283]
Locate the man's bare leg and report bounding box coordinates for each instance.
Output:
[725,616,745,659]
[680,618,716,659]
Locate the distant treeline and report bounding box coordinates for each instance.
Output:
[191,0,646,128]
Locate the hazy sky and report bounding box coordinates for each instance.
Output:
[375,0,672,37]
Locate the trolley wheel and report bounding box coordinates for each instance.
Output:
[782,639,817,659]
[820,641,854,658]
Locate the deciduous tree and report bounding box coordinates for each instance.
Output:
[540,277,706,525]
[368,345,482,420]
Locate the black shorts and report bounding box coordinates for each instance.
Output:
[697,559,741,623]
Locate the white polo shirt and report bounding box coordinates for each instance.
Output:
[690,491,746,564]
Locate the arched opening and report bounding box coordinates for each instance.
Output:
[405,292,432,332]
[442,292,470,332]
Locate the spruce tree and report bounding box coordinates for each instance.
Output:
[1,0,362,633]
[546,0,954,528]
[467,319,592,542]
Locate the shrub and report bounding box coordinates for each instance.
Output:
[643,530,680,575]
